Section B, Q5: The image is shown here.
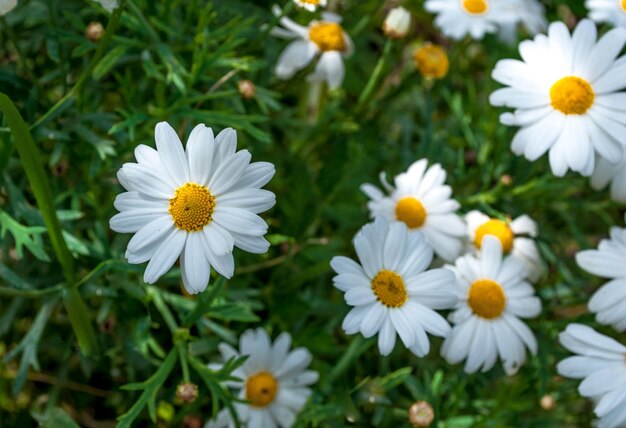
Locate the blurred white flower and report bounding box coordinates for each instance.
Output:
[94,0,118,13]
[441,237,541,375]
[293,0,327,12]
[206,328,318,428]
[591,156,626,203]
[491,20,626,177]
[383,6,412,39]
[576,223,626,331]
[424,0,518,40]
[110,122,275,294]
[271,6,353,89]
[0,0,17,16]
[465,210,544,282]
[331,217,457,357]
[557,324,626,428]
[361,159,466,262]
[586,0,626,28]
[498,0,547,43]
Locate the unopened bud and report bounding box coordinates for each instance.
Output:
[238,80,256,100]
[500,174,512,186]
[176,383,199,404]
[414,43,449,79]
[86,22,105,42]
[540,394,556,410]
[408,401,434,427]
[383,6,411,39]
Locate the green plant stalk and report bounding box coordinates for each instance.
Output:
[0,93,98,356]
[357,39,393,107]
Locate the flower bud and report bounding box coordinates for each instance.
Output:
[86,22,105,42]
[176,382,199,404]
[238,80,256,100]
[540,394,556,410]
[383,6,411,39]
[408,401,434,427]
[414,43,449,79]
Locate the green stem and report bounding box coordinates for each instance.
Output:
[0,93,99,356]
[177,342,191,383]
[357,39,393,107]
[0,284,64,298]
[149,286,179,333]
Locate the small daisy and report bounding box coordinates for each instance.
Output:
[0,0,17,15]
[361,159,466,262]
[206,328,318,428]
[490,19,626,177]
[110,122,275,294]
[591,156,626,203]
[576,223,626,331]
[423,0,518,40]
[331,217,457,357]
[586,0,626,28]
[293,0,327,12]
[271,6,353,89]
[441,236,541,375]
[465,210,543,282]
[557,324,626,428]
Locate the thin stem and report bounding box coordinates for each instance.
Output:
[177,342,191,383]
[0,284,64,298]
[357,39,393,107]
[149,286,179,333]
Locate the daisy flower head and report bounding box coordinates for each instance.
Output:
[206,328,318,428]
[361,159,466,262]
[586,0,626,28]
[423,0,518,40]
[293,0,327,12]
[591,156,626,203]
[465,211,543,282]
[557,324,626,428]
[0,0,17,15]
[441,236,542,375]
[110,122,276,295]
[490,19,626,177]
[413,43,449,79]
[576,223,626,331]
[330,217,457,357]
[271,6,353,90]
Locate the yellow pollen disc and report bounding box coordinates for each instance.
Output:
[168,182,215,232]
[395,197,427,229]
[309,22,346,52]
[300,0,320,4]
[550,76,595,115]
[468,278,506,319]
[414,43,449,79]
[245,372,278,407]
[461,0,489,15]
[621,0,626,12]
[474,219,514,253]
[371,270,408,308]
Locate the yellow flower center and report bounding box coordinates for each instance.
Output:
[414,43,449,79]
[461,0,489,15]
[621,0,626,12]
[395,197,427,229]
[468,278,506,319]
[371,270,408,308]
[550,76,595,115]
[474,219,514,253]
[245,371,278,407]
[168,182,215,232]
[309,22,346,52]
[300,0,321,4]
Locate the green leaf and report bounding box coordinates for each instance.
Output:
[0,210,50,262]
[182,277,226,327]
[36,407,81,428]
[207,302,260,323]
[92,45,129,81]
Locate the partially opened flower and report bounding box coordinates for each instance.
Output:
[271,6,353,89]
[383,6,412,39]
[424,0,518,40]
[465,210,543,282]
[293,0,327,12]
[206,328,318,428]
[331,217,457,357]
[361,159,465,262]
[0,0,17,15]
[576,223,626,331]
[110,122,275,294]
[491,20,626,177]
[441,236,541,375]
[590,156,626,203]
[557,324,626,428]
[586,0,626,28]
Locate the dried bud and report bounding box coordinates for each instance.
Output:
[86,22,105,42]
[500,174,512,186]
[408,401,434,427]
[383,6,411,39]
[540,394,556,410]
[414,43,449,79]
[100,316,116,333]
[181,415,202,428]
[238,80,256,100]
[176,383,199,404]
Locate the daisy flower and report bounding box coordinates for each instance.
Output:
[271,6,353,89]
[576,223,626,331]
[413,43,449,79]
[206,328,318,428]
[586,0,626,28]
[497,0,547,43]
[465,210,543,282]
[490,19,626,177]
[361,159,466,262]
[590,156,626,203]
[557,324,626,428]
[441,236,541,375]
[0,0,17,15]
[424,0,518,40]
[330,217,457,357]
[293,0,327,12]
[110,122,275,294]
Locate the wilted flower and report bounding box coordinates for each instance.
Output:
[237,79,256,99]
[408,401,435,427]
[86,22,105,42]
[413,43,449,79]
